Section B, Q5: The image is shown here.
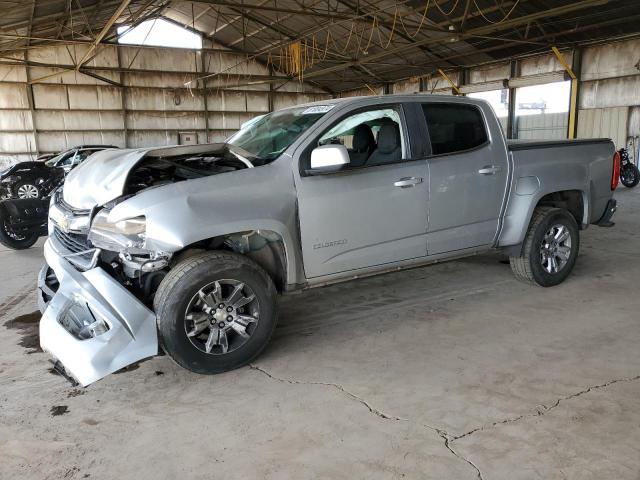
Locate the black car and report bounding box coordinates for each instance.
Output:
[0,145,116,199]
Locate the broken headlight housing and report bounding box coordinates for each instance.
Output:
[88,209,146,253]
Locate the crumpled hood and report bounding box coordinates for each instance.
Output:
[63,144,227,209]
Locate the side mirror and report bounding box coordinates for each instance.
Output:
[309,144,350,174]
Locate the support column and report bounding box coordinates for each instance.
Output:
[552,46,579,139]
[268,65,274,112]
[24,51,40,157]
[116,47,129,148]
[506,60,517,139]
[201,51,210,143]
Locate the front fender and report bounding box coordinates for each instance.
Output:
[106,161,305,286]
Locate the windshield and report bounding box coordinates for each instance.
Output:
[44,150,72,166]
[227,105,334,163]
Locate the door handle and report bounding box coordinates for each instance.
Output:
[478,165,502,175]
[394,177,423,188]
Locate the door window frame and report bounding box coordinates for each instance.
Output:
[418,102,491,158]
[298,103,414,176]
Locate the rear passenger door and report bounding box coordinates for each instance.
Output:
[420,102,509,255]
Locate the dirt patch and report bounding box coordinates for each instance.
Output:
[67,389,85,398]
[0,289,34,314]
[82,418,99,426]
[4,310,42,354]
[50,405,69,416]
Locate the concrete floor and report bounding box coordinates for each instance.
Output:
[1,188,639,480]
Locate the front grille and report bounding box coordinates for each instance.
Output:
[53,227,92,254]
[59,197,91,216]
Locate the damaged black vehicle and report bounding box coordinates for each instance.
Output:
[0,145,117,250]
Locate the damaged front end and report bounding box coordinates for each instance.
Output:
[39,192,167,386]
[39,239,157,386]
[37,143,284,385]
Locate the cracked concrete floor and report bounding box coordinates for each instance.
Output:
[1,187,639,480]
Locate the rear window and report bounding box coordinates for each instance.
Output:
[421,104,488,155]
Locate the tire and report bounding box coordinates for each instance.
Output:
[154,251,278,374]
[620,164,640,188]
[0,215,39,249]
[509,207,580,287]
[14,182,41,199]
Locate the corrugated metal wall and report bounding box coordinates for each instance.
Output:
[0,42,329,168]
[577,107,628,148]
[516,113,568,140]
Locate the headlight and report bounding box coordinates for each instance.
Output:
[88,209,146,252]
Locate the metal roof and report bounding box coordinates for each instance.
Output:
[2,0,640,93]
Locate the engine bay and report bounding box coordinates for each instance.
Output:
[125,153,251,195]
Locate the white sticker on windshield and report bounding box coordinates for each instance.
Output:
[302,105,335,114]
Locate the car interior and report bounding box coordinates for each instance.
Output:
[317,109,404,168]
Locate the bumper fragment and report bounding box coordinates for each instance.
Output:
[39,239,158,386]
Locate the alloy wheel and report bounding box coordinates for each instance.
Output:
[184,279,260,355]
[17,184,39,199]
[540,224,572,274]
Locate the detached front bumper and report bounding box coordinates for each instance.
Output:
[38,239,158,386]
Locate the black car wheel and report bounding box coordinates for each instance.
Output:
[509,207,580,287]
[0,216,39,250]
[154,251,278,374]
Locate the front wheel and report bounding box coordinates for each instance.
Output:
[620,164,640,188]
[154,251,278,374]
[509,207,579,287]
[0,216,39,249]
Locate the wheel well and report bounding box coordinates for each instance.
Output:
[173,230,288,292]
[536,190,584,227]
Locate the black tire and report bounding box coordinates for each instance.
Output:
[154,251,278,374]
[14,181,41,199]
[509,207,580,287]
[0,212,39,250]
[620,164,640,188]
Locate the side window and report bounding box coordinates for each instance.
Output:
[318,108,405,167]
[421,104,487,155]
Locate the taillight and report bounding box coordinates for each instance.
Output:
[611,151,621,190]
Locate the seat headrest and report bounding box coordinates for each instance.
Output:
[352,124,375,152]
[377,123,400,154]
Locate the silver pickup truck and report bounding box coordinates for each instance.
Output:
[38,95,620,386]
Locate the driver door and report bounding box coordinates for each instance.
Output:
[293,104,429,279]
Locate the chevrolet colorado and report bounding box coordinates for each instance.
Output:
[38,95,619,386]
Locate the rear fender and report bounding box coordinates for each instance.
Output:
[498,187,587,248]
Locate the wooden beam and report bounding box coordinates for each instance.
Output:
[438,68,462,95]
[75,0,131,70]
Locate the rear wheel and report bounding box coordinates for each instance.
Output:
[620,164,639,188]
[509,207,579,287]
[154,251,278,374]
